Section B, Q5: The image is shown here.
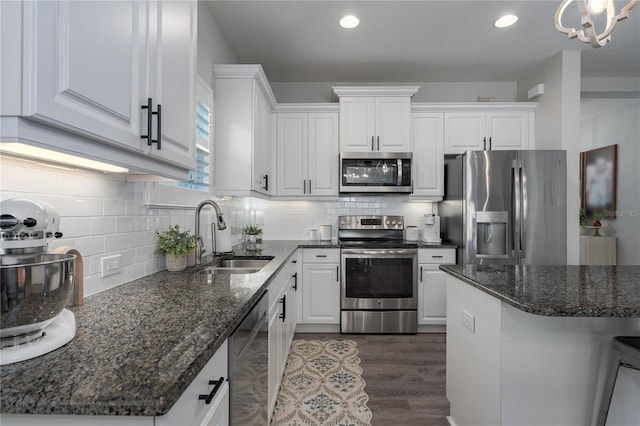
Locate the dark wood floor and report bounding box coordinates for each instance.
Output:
[296,333,449,426]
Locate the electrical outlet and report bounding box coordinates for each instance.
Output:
[463,309,475,333]
[101,254,122,278]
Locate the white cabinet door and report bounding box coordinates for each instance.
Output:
[411,112,444,198]
[486,111,529,150]
[24,1,144,150]
[253,86,274,195]
[302,263,340,324]
[308,112,339,196]
[339,96,411,152]
[376,97,411,151]
[214,65,275,198]
[339,97,376,152]
[276,113,307,196]
[444,110,531,154]
[418,265,448,326]
[147,0,196,168]
[23,0,196,171]
[444,112,486,154]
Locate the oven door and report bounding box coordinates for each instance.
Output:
[341,248,417,310]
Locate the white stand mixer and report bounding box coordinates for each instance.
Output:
[0,198,77,364]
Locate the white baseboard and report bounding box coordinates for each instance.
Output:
[295,324,341,333]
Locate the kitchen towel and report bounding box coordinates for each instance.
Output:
[215,226,233,253]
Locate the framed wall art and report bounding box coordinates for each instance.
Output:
[580,144,617,218]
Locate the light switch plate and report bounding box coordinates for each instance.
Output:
[101,254,122,278]
[463,309,475,333]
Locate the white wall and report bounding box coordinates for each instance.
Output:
[197,4,238,87]
[581,99,640,265]
[270,81,517,103]
[516,51,582,265]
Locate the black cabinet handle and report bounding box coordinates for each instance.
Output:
[488,137,492,151]
[263,174,269,191]
[303,179,307,194]
[199,377,224,404]
[371,136,374,151]
[377,136,380,151]
[155,103,161,150]
[316,255,327,258]
[292,272,298,291]
[420,266,423,282]
[483,137,487,151]
[279,295,286,322]
[141,98,161,150]
[432,255,443,258]
[141,97,153,145]
[308,179,312,194]
[336,266,339,282]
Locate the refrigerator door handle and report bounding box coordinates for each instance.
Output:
[512,160,521,260]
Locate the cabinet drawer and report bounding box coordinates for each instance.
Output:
[158,342,229,426]
[303,249,340,263]
[418,249,455,264]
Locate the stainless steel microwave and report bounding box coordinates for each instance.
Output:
[340,152,412,193]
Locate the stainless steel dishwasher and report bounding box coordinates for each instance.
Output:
[228,290,268,425]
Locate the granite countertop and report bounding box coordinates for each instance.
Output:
[440,264,640,317]
[0,241,307,417]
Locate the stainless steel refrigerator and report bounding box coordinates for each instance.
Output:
[441,150,567,265]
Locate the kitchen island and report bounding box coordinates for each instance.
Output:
[441,264,640,426]
[0,241,334,423]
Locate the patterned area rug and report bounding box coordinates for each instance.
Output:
[272,340,372,426]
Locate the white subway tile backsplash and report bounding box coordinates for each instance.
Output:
[74,236,105,257]
[61,217,91,238]
[91,217,116,235]
[116,216,136,233]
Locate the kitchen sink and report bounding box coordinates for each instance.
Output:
[197,256,274,275]
[216,259,272,268]
[199,267,262,275]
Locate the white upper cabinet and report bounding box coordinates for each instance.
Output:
[276,106,339,198]
[411,111,444,199]
[333,87,419,153]
[444,106,535,154]
[214,65,277,198]
[16,0,196,172]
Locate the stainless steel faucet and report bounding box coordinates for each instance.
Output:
[195,200,227,265]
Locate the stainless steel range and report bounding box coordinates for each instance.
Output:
[339,215,417,334]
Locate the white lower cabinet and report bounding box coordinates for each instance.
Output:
[301,249,341,324]
[1,343,230,426]
[267,253,299,422]
[157,342,229,426]
[418,249,456,326]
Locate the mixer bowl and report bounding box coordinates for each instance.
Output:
[1,253,75,338]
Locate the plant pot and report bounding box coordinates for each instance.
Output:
[165,253,187,272]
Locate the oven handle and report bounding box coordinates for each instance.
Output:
[341,248,417,256]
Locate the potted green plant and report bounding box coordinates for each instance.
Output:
[156,225,196,271]
[243,225,263,248]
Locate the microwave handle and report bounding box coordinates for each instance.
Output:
[397,159,403,186]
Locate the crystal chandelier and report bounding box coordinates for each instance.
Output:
[554,0,638,47]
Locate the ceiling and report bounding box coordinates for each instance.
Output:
[205,0,640,83]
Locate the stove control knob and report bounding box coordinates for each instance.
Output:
[23,217,37,227]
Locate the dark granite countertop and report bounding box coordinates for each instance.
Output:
[0,241,307,417]
[440,264,640,317]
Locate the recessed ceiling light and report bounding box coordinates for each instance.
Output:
[340,15,360,29]
[494,14,519,28]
